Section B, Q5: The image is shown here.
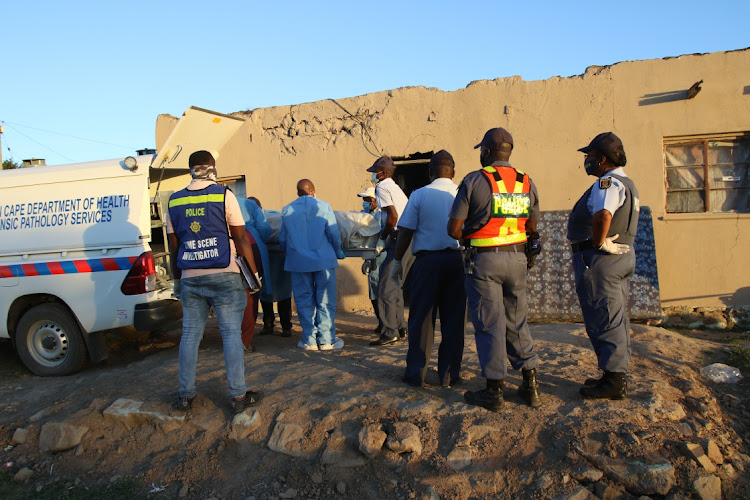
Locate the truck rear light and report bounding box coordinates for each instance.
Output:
[121,252,157,295]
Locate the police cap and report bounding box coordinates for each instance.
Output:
[474,128,514,150]
[578,132,627,167]
[429,150,455,169]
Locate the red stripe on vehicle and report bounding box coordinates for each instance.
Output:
[0,267,13,278]
[47,262,65,275]
[100,258,120,271]
[73,260,92,272]
[21,264,39,277]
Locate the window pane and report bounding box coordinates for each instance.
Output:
[667,191,705,213]
[666,166,705,189]
[665,143,704,167]
[709,188,750,213]
[709,165,749,189]
[708,139,750,166]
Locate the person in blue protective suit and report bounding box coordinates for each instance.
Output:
[237,196,272,351]
[167,150,264,415]
[392,150,466,388]
[280,179,346,350]
[448,128,542,412]
[568,132,640,400]
[358,187,387,334]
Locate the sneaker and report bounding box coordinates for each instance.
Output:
[398,328,407,338]
[369,334,399,346]
[174,396,194,411]
[230,391,263,414]
[281,328,293,337]
[464,388,504,412]
[297,340,318,351]
[319,338,345,351]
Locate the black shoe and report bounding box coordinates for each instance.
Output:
[281,328,292,337]
[464,388,504,412]
[580,372,627,400]
[230,391,263,414]
[518,368,542,407]
[259,325,274,336]
[398,328,407,338]
[369,334,399,346]
[373,325,383,334]
[174,396,194,411]
[584,374,603,387]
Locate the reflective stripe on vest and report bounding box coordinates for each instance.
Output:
[168,184,232,269]
[466,166,530,247]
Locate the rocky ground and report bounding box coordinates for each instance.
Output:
[0,312,748,499]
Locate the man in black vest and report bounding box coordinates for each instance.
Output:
[567,132,640,400]
[168,150,264,414]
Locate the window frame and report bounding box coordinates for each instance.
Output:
[663,132,750,214]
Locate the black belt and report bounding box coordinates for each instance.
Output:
[571,240,597,253]
[414,248,461,258]
[473,243,525,253]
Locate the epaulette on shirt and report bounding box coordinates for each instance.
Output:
[599,178,612,189]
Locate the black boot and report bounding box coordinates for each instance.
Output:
[518,368,541,407]
[580,371,627,400]
[464,379,504,412]
[583,372,604,387]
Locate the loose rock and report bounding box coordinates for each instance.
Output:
[385,422,422,456]
[692,475,721,500]
[358,423,387,458]
[13,467,33,482]
[38,422,89,452]
[12,427,29,444]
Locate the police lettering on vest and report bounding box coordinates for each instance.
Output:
[465,166,531,247]
[168,184,232,269]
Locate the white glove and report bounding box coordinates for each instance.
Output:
[598,234,630,255]
[375,238,387,255]
[390,260,403,287]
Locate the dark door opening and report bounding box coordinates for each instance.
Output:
[392,152,433,198]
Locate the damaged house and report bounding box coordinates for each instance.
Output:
[154,48,750,325]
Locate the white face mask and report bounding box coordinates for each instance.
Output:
[371,172,380,184]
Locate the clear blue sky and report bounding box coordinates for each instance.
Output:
[2,1,748,165]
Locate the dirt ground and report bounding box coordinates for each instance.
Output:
[0,311,748,499]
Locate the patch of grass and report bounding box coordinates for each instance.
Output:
[726,347,750,373]
[721,332,750,346]
[0,471,145,500]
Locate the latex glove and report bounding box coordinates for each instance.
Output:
[375,238,387,255]
[390,260,404,287]
[336,248,346,260]
[361,260,372,275]
[598,234,630,255]
[173,279,181,299]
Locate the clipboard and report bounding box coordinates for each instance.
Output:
[235,256,262,294]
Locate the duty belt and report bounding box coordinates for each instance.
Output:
[571,240,597,253]
[474,243,525,253]
[414,248,461,258]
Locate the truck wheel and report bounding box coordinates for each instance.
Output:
[15,304,88,376]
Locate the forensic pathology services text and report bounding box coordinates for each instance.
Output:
[0,195,130,231]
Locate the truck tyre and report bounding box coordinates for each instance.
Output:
[15,304,88,376]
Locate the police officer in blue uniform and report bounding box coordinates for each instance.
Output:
[448,128,542,411]
[568,132,640,400]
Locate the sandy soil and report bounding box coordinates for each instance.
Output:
[0,312,747,499]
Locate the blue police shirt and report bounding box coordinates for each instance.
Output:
[398,178,461,253]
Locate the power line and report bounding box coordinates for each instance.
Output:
[0,120,136,150]
[2,123,75,162]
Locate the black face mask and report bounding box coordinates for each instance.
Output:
[584,159,598,176]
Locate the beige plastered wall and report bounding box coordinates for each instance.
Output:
[156,48,750,311]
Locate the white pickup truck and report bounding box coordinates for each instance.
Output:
[0,107,244,375]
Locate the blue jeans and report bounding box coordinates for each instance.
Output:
[178,272,247,399]
[291,269,337,347]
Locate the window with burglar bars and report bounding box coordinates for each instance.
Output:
[664,134,750,214]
